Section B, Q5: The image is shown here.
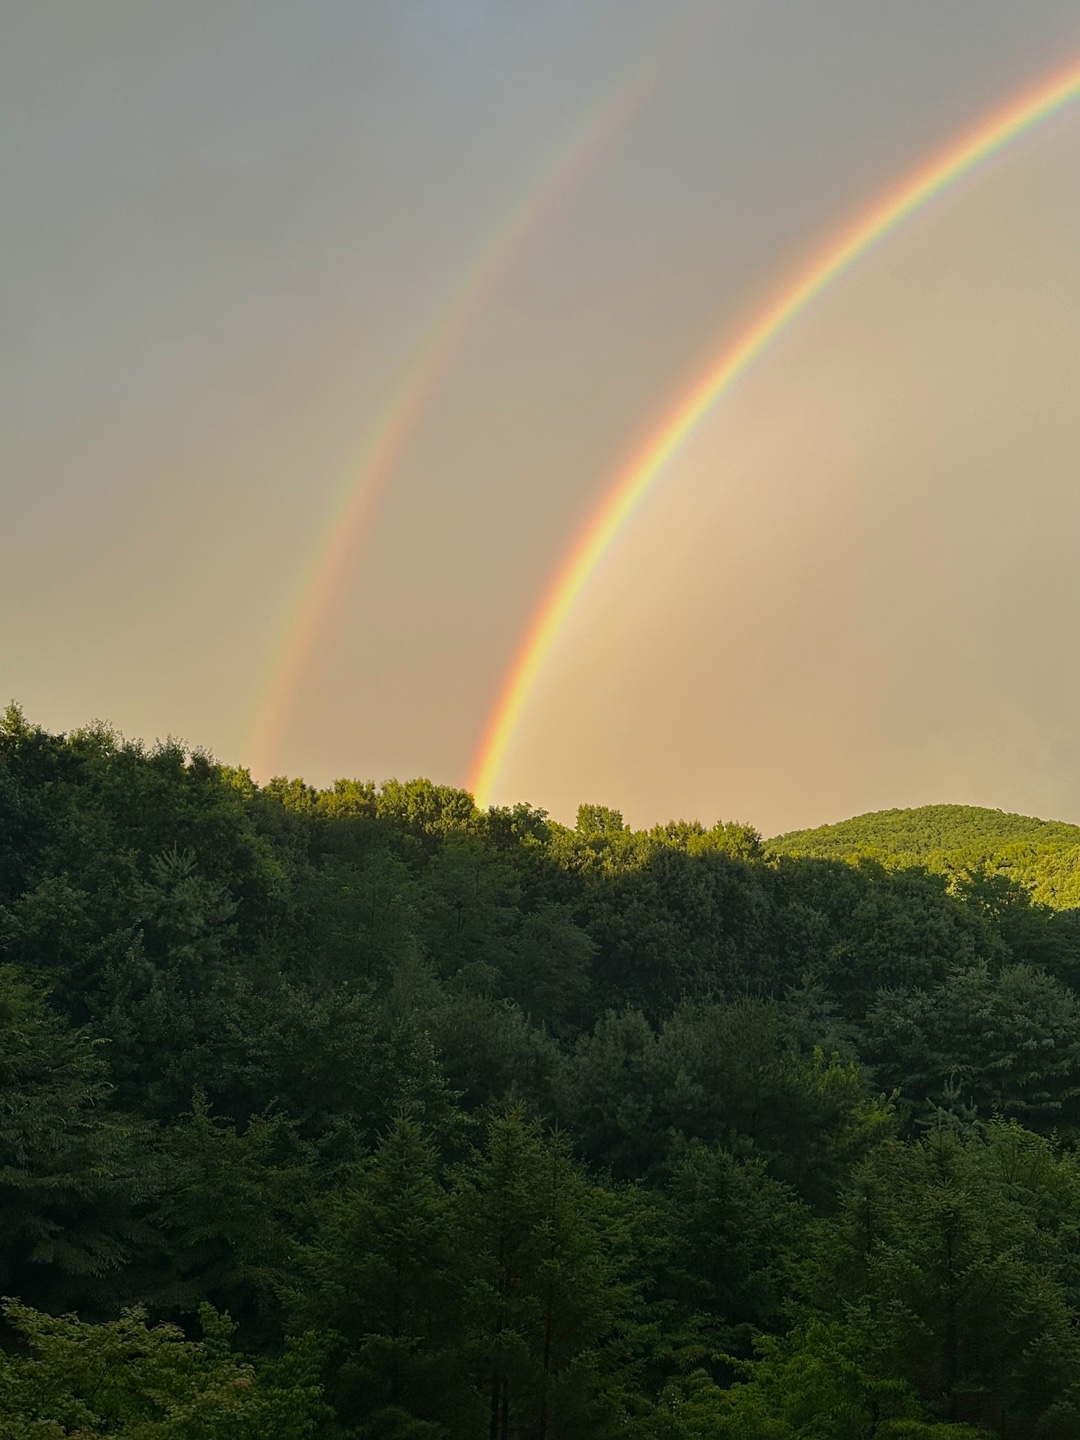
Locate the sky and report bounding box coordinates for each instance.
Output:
[6,1,1080,835]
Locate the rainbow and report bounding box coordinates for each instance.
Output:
[469,55,1080,809]
[249,51,674,780]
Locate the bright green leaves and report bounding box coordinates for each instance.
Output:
[0,1301,328,1440]
[649,1320,984,1440]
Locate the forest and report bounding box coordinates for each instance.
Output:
[7,706,1080,1437]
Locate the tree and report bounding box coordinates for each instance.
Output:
[453,1109,636,1440]
[146,1098,314,1343]
[507,903,594,1035]
[295,1115,466,1435]
[864,962,1080,1133]
[419,835,520,992]
[425,992,560,1114]
[633,1145,808,1386]
[647,1320,985,1439]
[297,847,418,989]
[0,966,147,1313]
[559,1001,892,1202]
[802,1124,1080,1430]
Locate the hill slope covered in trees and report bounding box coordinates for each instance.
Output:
[7,708,1080,1436]
[771,802,1080,908]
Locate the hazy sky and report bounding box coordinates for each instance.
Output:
[6,1,1080,833]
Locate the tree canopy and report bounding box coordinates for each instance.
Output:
[5,706,1080,1436]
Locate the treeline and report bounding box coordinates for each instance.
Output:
[6,707,1080,1436]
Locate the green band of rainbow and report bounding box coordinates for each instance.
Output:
[469,56,1080,808]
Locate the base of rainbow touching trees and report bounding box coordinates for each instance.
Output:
[466,53,1080,811]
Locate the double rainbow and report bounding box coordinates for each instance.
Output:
[469,56,1080,808]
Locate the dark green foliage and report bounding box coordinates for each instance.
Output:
[648,1320,982,1439]
[297,1109,637,1438]
[0,966,148,1313]
[296,1115,466,1434]
[865,962,1080,1131]
[452,1109,638,1440]
[800,1124,1080,1430]
[558,1000,891,1202]
[8,710,1080,1435]
[147,1100,315,1338]
[423,992,561,1114]
[508,902,595,1033]
[632,1145,808,1384]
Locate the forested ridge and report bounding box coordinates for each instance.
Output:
[772,804,1080,909]
[8,709,1080,1436]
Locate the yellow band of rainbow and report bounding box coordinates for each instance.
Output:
[469,55,1080,808]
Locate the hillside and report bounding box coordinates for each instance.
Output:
[10,709,1080,1434]
[770,803,1080,909]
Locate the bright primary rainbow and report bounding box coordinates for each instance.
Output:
[469,55,1080,809]
[249,52,671,780]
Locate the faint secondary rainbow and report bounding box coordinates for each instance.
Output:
[469,55,1080,808]
[250,54,671,780]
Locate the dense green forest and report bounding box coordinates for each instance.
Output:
[773,804,1080,909]
[9,708,1080,1436]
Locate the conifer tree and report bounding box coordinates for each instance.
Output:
[454,1108,635,1440]
[803,1124,1080,1429]
[296,1114,466,1436]
[0,965,147,1313]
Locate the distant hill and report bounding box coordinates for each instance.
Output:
[769,804,1080,909]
